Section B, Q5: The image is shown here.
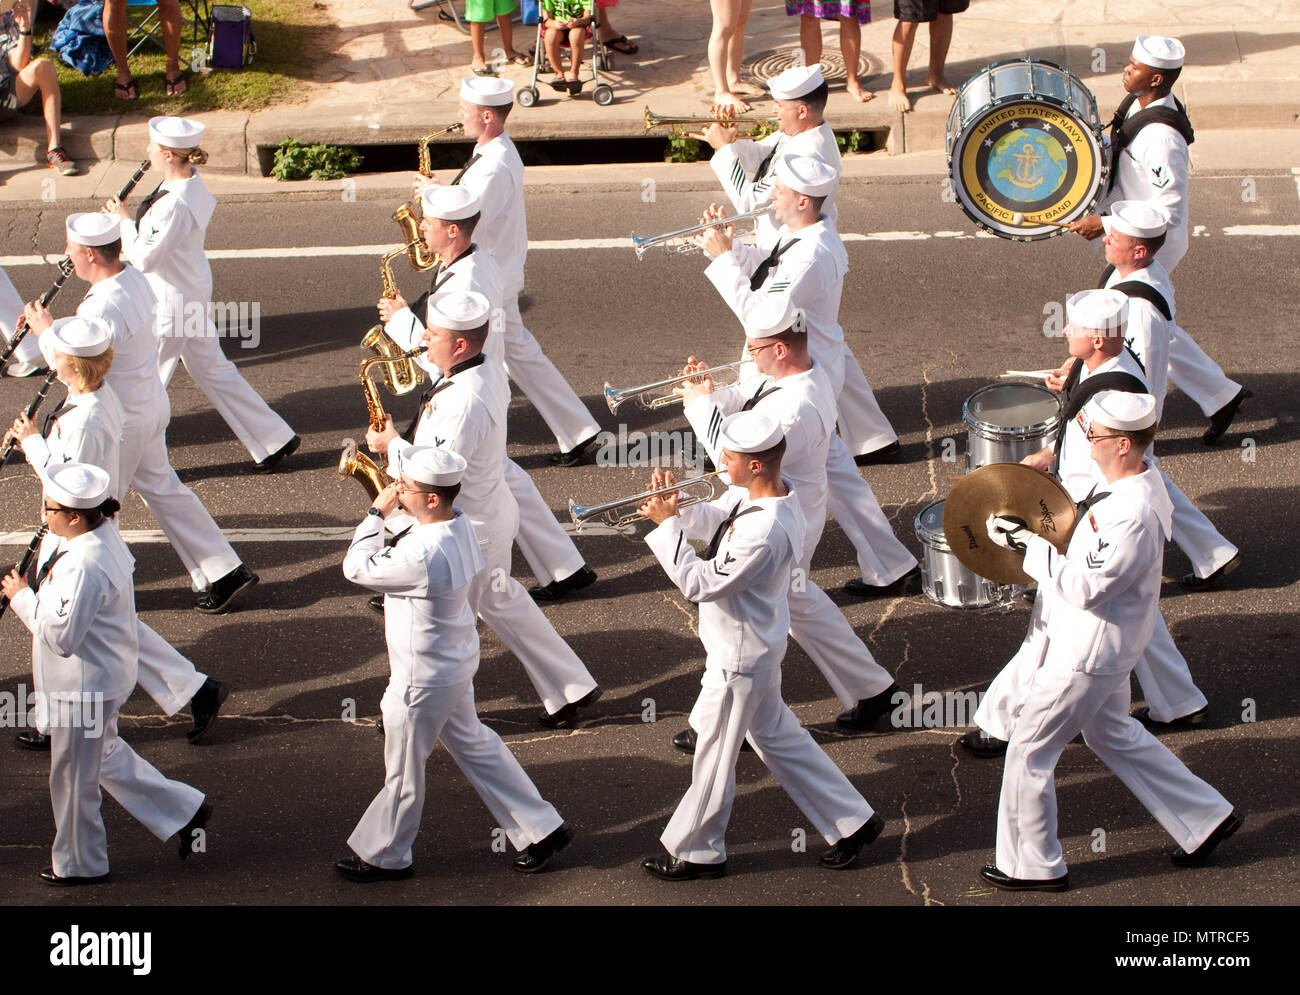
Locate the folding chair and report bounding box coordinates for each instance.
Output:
[126,0,214,70]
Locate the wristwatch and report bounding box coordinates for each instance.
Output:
[367,507,383,518]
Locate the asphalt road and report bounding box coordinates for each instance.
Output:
[0,169,1295,908]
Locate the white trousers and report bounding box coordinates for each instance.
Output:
[662,666,874,864]
[502,294,601,453]
[347,678,563,869]
[1168,324,1239,417]
[995,664,1233,880]
[119,403,241,590]
[835,345,897,456]
[1163,468,1238,579]
[825,434,918,586]
[136,620,207,716]
[505,459,584,586]
[467,525,598,715]
[49,696,204,878]
[159,329,296,463]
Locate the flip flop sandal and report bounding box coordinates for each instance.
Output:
[509,53,533,66]
[114,77,139,101]
[566,79,584,95]
[603,34,638,54]
[165,72,190,96]
[471,65,498,77]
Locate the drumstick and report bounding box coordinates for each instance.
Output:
[1011,212,1071,229]
[999,369,1056,380]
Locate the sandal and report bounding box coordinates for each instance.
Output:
[508,52,533,67]
[114,77,139,101]
[603,34,638,55]
[164,72,190,96]
[471,64,498,77]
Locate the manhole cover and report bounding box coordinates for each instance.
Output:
[746,47,884,87]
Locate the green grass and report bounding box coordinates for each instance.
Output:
[37,0,329,114]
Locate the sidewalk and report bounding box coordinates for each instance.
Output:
[1,0,1298,187]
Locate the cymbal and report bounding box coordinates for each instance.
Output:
[942,464,1077,585]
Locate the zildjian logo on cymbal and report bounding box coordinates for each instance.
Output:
[1038,498,1058,534]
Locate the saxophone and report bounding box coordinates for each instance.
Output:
[361,245,426,397]
[391,122,463,273]
[340,347,426,500]
[338,437,392,502]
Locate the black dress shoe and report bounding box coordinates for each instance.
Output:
[187,678,229,744]
[549,433,599,467]
[820,813,885,869]
[195,565,258,614]
[672,728,752,755]
[177,801,212,860]
[40,866,110,886]
[16,729,50,750]
[334,854,413,882]
[1203,388,1252,444]
[854,440,901,466]
[1181,552,1241,591]
[528,566,597,602]
[843,566,920,599]
[836,683,904,731]
[253,434,301,473]
[1132,704,1209,730]
[538,686,602,729]
[1172,809,1243,867]
[979,865,1069,892]
[512,823,574,873]
[641,853,727,881]
[958,729,1008,758]
[368,593,385,615]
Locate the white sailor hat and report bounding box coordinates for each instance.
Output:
[1084,390,1158,432]
[426,290,491,331]
[743,297,806,340]
[148,115,204,149]
[42,461,112,510]
[718,410,784,455]
[401,445,467,487]
[768,64,825,101]
[65,212,121,247]
[40,316,111,367]
[1066,289,1129,335]
[421,184,480,221]
[460,76,514,106]
[1132,35,1185,71]
[1101,200,1170,239]
[773,153,837,198]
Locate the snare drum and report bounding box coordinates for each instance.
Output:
[915,499,1003,609]
[945,59,1106,241]
[963,382,1061,470]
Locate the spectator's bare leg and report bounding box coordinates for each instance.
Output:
[498,13,524,62]
[708,0,749,112]
[799,14,823,69]
[157,0,185,92]
[102,0,135,94]
[596,10,616,43]
[470,21,491,72]
[839,16,873,102]
[889,19,918,112]
[544,26,564,79]
[14,59,63,152]
[926,13,958,93]
[567,26,584,80]
[725,0,754,94]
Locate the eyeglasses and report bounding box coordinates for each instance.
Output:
[396,480,434,494]
[746,342,777,357]
[1085,430,1125,443]
[42,504,68,516]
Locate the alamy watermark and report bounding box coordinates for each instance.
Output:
[0,685,104,738]
[158,298,262,349]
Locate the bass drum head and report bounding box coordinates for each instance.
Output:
[946,59,1105,241]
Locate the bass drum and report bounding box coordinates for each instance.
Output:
[946,58,1106,241]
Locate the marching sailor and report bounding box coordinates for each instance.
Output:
[336,445,573,881]
[979,391,1241,891]
[638,410,885,880]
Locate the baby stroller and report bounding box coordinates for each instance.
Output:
[516,2,616,107]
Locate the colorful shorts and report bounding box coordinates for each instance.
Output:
[785,1,871,23]
[466,0,518,22]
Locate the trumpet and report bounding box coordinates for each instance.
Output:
[631,207,771,259]
[569,470,728,531]
[643,107,772,132]
[603,361,743,414]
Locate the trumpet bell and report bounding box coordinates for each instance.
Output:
[568,471,727,532]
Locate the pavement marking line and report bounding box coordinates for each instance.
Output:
[0,522,608,544]
[5,223,1300,268]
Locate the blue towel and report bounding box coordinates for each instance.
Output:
[51,2,114,77]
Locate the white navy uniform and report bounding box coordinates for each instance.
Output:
[706,224,917,585]
[646,483,875,864]
[683,364,895,706]
[75,265,242,590]
[1096,96,1240,416]
[10,522,204,878]
[975,350,1209,739]
[1,265,45,371]
[342,507,563,868]
[994,463,1233,880]
[385,245,584,587]
[454,133,601,453]
[119,173,296,463]
[386,355,598,714]
[20,385,208,716]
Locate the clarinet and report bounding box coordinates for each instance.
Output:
[0,256,75,369]
[115,158,151,201]
[0,523,50,621]
[0,369,60,468]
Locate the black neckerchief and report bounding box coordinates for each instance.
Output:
[1077,484,1113,515]
[749,238,799,291]
[400,353,488,442]
[451,153,482,186]
[1106,93,1194,193]
[751,134,785,186]
[741,381,782,412]
[702,500,760,560]
[29,547,67,590]
[134,182,167,224]
[42,399,72,438]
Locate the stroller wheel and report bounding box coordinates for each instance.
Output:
[517,86,539,108]
[593,84,615,106]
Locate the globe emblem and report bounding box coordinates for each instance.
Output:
[987,128,1068,203]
